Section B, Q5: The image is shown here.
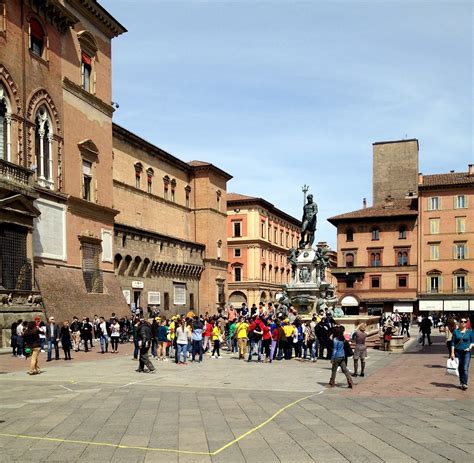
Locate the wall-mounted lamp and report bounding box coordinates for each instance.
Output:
[234,208,240,213]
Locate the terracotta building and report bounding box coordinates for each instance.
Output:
[112,125,232,315]
[0,0,128,343]
[329,139,474,316]
[418,167,474,313]
[226,193,301,308]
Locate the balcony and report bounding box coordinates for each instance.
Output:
[0,159,34,189]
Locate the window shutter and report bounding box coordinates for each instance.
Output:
[30,19,44,40]
[81,52,92,65]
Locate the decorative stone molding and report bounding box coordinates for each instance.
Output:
[0,64,22,114]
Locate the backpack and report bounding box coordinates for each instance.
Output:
[344,340,354,358]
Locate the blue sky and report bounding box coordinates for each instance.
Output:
[101,0,472,248]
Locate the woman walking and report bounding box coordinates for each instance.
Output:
[23,321,41,375]
[60,321,72,360]
[445,319,457,357]
[110,318,121,353]
[328,326,353,388]
[175,320,190,364]
[211,322,222,358]
[351,323,367,377]
[450,317,473,390]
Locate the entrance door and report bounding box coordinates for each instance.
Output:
[134,291,141,309]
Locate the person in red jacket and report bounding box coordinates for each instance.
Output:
[262,320,272,361]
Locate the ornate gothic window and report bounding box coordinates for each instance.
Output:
[0,84,11,161]
[34,106,54,189]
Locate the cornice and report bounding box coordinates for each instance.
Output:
[65,0,127,38]
[25,0,79,32]
[63,77,114,117]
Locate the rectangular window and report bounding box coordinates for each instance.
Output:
[274,228,277,242]
[429,276,439,293]
[164,186,168,200]
[456,217,466,233]
[147,179,152,194]
[268,225,271,241]
[455,275,466,292]
[280,230,283,245]
[82,160,92,201]
[261,222,265,238]
[345,253,355,267]
[286,233,289,247]
[455,195,466,209]
[346,280,354,289]
[171,189,175,203]
[397,275,408,288]
[173,283,186,305]
[370,276,380,288]
[164,292,170,310]
[428,197,440,211]
[261,248,265,258]
[234,267,242,282]
[430,244,439,260]
[371,229,380,240]
[234,248,241,257]
[82,242,103,293]
[455,243,466,260]
[429,218,440,234]
[233,221,242,237]
[81,53,92,92]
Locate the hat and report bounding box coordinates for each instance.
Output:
[155,317,161,321]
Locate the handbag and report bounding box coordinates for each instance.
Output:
[344,340,354,358]
[446,358,459,377]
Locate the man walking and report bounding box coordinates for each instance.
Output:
[45,316,60,361]
[98,316,109,353]
[137,318,155,373]
[420,314,433,346]
[191,316,204,362]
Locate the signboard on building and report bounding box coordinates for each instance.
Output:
[444,300,468,312]
[393,302,413,313]
[174,283,186,305]
[132,281,144,289]
[419,300,443,312]
[148,291,161,305]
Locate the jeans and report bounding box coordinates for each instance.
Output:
[422,332,432,345]
[151,337,158,357]
[311,339,318,360]
[456,350,471,386]
[17,336,23,356]
[177,343,188,363]
[100,335,109,353]
[47,339,59,360]
[133,338,139,359]
[248,339,262,361]
[192,340,203,361]
[330,357,352,385]
[212,340,220,357]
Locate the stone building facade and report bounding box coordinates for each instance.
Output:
[329,139,474,317]
[112,125,231,315]
[0,1,129,344]
[226,193,301,308]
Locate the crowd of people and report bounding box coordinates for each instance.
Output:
[11,303,472,390]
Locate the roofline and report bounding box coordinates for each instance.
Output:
[227,196,301,227]
[327,212,418,226]
[373,138,419,148]
[113,123,193,173]
[189,163,233,182]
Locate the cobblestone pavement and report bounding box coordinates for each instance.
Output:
[0,334,472,462]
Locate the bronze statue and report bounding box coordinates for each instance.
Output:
[299,194,318,248]
[287,247,299,277]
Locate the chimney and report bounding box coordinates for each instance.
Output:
[469,164,474,175]
[363,198,367,209]
[418,172,423,185]
[384,195,394,208]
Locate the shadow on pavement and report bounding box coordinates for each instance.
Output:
[430,382,460,389]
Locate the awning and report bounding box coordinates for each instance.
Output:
[419,300,443,312]
[340,296,358,307]
[444,300,468,312]
[393,302,413,313]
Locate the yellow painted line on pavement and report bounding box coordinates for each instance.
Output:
[0,391,322,455]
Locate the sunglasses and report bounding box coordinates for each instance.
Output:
[460,320,467,323]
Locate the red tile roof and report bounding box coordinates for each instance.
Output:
[226,193,257,202]
[328,199,418,224]
[421,171,474,188]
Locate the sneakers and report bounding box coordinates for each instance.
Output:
[461,384,468,390]
[360,372,365,377]
[217,356,222,359]
[351,373,358,377]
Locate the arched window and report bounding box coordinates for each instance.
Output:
[397,251,408,266]
[370,252,381,267]
[345,253,354,267]
[29,18,45,57]
[146,168,154,194]
[371,227,380,240]
[34,106,53,189]
[0,84,12,161]
[134,162,143,189]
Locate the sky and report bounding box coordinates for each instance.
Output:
[101,0,472,248]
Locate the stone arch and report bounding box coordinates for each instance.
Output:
[26,88,61,134]
[0,64,22,114]
[229,291,247,304]
[260,291,267,303]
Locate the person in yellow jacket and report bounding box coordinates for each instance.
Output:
[235,317,249,359]
[282,322,296,359]
[211,323,222,358]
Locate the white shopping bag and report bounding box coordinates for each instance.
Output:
[446,358,459,377]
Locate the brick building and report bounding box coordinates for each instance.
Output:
[112,125,232,315]
[418,167,474,313]
[0,0,129,343]
[329,139,474,317]
[226,193,301,307]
